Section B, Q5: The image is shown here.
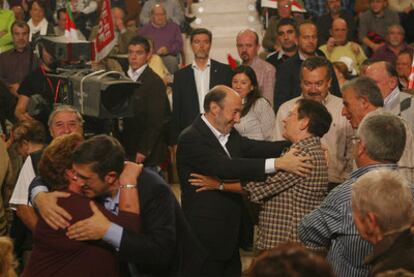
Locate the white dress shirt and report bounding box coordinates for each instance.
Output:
[192,59,211,112]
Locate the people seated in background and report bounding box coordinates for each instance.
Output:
[388,0,414,43]
[275,57,353,188]
[237,29,276,107]
[365,61,414,132]
[396,50,414,93]
[371,24,414,66]
[333,61,352,88]
[316,0,356,46]
[232,66,275,141]
[0,20,39,97]
[190,98,331,251]
[250,243,335,277]
[299,106,408,277]
[319,18,366,75]
[262,0,301,52]
[27,0,54,41]
[0,0,15,54]
[352,169,414,276]
[22,133,141,277]
[138,4,183,74]
[358,0,399,54]
[266,18,298,69]
[274,21,341,113]
[140,0,184,27]
[54,8,85,40]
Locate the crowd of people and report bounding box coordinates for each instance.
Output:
[0,0,414,276]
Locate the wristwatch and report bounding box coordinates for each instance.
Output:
[218,182,224,191]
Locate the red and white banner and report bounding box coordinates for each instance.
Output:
[408,56,414,90]
[261,0,307,12]
[94,0,116,61]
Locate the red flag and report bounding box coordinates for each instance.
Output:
[408,55,414,89]
[227,54,240,70]
[94,0,116,61]
[65,0,78,40]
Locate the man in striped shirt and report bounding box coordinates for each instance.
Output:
[299,77,408,277]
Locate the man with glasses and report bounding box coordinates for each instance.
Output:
[299,77,411,277]
[274,56,353,190]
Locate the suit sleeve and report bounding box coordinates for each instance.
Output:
[170,72,182,145]
[136,76,167,157]
[274,62,292,113]
[117,185,176,272]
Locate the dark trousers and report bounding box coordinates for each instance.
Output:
[200,248,241,277]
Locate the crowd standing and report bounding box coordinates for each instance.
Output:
[1,0,414,276]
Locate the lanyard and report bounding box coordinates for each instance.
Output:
[40,65,62,103]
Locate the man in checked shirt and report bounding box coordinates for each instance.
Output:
[190,98,332,252]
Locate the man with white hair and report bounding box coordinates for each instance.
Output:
[352,169,414,276]
[299,106,407,276]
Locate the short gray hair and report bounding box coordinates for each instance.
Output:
[48,105,84,128]
[342,77,384,108]
[356,110,406,163]
[352,169,413,234]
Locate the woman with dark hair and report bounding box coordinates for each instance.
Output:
[22,133,141,277]
[26,0,54,41]
[232,66,275,141]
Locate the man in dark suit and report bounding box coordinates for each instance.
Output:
[31,135,206,276]
[274,21,341,113]
[176,85,313,276]
[171,28,233,145]
[121,36,170,171]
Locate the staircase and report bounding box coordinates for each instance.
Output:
[184,0,264,64]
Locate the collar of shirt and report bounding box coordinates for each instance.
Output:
[192,58,211,71]
[349,163,398,181]
[127,64,148,82]
[104,189,120,215]
[384,86,400,107]
[201,114,230,148]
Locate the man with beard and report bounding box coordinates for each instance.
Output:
[171,28,232,144]
[236,29,276,107]
[274,21,341,113]
[266,18,298,69]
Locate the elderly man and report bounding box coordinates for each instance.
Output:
[365,61,414,131]
[266,18,298,69]
[191,99,332,251]
[138,4,183,73]
[274,57,353,188]
[140,0,184,27]
[274,21,341,113]
[171,28,232,144]
[0,21,38,97]
[237,29,276,107]
[316,0,356,46]
[371,24,414,65]
[358,0,400,53]
[177,85,313,276]
[299,105,407,277]
[352,169,414,276]
[319,18,366,74]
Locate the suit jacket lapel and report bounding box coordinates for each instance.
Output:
[194,116,231,157]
